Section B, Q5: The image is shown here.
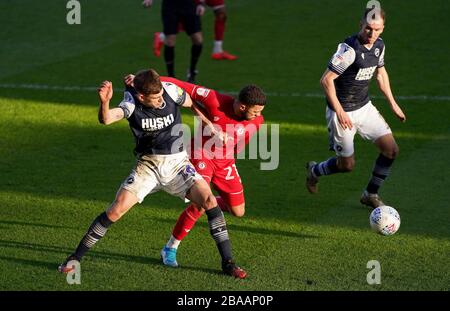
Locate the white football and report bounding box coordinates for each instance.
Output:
[369,206,401,235]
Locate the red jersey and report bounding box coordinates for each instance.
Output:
[161,77,264,160]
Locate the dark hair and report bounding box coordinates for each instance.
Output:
[238,84,266,106]
[362,7,386,23]
[133,69,163,95]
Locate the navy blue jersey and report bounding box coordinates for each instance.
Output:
[118,82,187,156]
[327,34,385,112]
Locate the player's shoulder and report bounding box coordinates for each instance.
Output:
[331,36,357,66]
[162,81,186,104]
[193,85,212,99]
[374,37,385,49]
[119,87,137,118]
[162,81,184,97]
[342,34,360,51]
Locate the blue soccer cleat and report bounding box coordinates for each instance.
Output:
[160,246,179,268]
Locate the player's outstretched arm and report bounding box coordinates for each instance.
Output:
[98,81,125,125]
[320,69,353,130]
[181,94,228,143]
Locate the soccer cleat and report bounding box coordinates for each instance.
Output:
[305,161,319,194]
[186,69,198,84]
[58,255,79,274]
[222,260,247,279]
[160,246,179,268]
[360,190,385,209]
[153,32,164,57]
[211,51,238,60]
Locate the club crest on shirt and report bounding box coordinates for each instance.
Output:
[375,48,380,57]
[196,87,210,98]
[236,126,245,136]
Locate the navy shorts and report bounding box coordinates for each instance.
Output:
[162,0,202,36]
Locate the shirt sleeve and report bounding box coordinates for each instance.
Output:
[118,91,135,119]
[159,76,222,113]
[328,43,356,75]
[378,45,385,68]
[162,82,186,106]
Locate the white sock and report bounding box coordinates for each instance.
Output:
[159,32,165,41]
[166,235,180,249]
[213,41,223,54]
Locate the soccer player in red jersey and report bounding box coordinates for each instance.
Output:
[158,77,265,271]
[201,0,238,60]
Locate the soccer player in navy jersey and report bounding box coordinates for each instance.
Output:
[58,69,246,278]
[152,0,238,61]
[143,0,203,83]
[306,8,406,209]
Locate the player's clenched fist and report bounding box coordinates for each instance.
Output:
[98,81,113,103]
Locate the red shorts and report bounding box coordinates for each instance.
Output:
[191,154,244,207]
[205,0,225,9]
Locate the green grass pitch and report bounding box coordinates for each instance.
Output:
[0,0,449,290]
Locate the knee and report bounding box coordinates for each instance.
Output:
[384,145,399,159]
[107,203,125,221]
[201,194,217,210]
[191,34,203,45]
[165,36,176,47]
[229,203,245,218]
[107,196,129,221]
[338,159,355,172]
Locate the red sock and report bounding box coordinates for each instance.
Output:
[172,204,202,241]
[216,196,230,213]
[214,17,225,41]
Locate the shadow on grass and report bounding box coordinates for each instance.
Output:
[0,255,56,270]
[0,240,218,276]
[153,216,319,240]
[0,220,78,230]
[1,112,449,239]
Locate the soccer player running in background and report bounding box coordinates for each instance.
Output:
[306,7,406,208]
[151,0,238,61]
[143,0,204,83]
[158,77,265,268]
[58,69,246,278]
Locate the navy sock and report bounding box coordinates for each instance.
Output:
[366,154,395,194]
[205,206,232,263]
[190,44,203,74]
[72,212,114,261]
[313,157,339,177]
[164,45,175,77]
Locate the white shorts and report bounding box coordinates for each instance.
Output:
[326,102,392,157]
[120,151,202,203]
